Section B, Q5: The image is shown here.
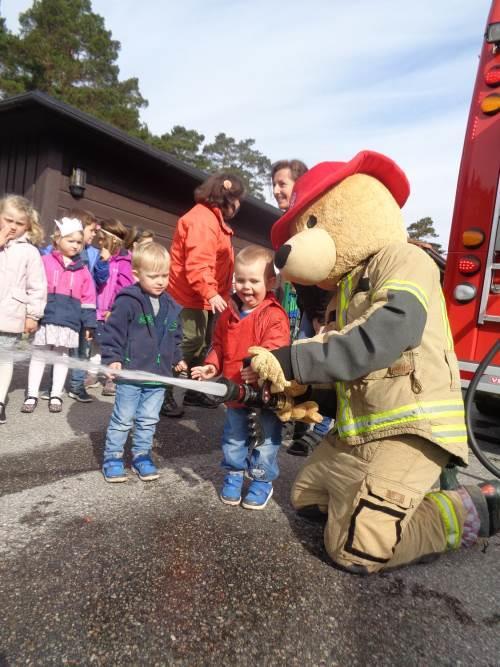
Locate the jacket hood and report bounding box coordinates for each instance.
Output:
[228,291,280,320]
[114,284,173,336]
[5,232,30,247]
[114,284,150,330]
[113,249,132,262]
[115,284,142,300]
[200,204,233,235]
[114,283,161,303]
[115,283,177,308]
[49,250,86,272]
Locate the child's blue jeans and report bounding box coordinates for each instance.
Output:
[298,312,333,438]
[104,383,165,460]
[68,329,91,392]
[221,407,282,482]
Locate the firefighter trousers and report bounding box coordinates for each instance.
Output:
[291,433,470,574]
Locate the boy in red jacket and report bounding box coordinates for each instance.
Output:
[192,245,290,509]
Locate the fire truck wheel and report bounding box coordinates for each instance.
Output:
[474,393,500,419]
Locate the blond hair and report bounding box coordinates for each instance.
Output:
[132,242,170,272]
[0,194,45,247]
[235,244,275,279]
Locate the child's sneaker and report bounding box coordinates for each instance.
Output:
[241,480,273,510]
[160,392,184,418]
[102,458,128,483]
[132,454,159,481]
[102,379,116,396]
[68,388,93,403]
[220,471,244,506]
[84,374,100,389]
[287,431,322,457]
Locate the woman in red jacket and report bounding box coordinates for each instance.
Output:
[163,172,246,414]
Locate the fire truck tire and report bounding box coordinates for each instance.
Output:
[474,393,500,419]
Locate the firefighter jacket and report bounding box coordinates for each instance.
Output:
[281,242,468,465]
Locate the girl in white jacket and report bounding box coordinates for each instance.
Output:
[0,195,47,424]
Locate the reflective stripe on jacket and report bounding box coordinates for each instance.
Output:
[42,251,97,331]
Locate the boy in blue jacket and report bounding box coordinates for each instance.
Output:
[100,243,186,482]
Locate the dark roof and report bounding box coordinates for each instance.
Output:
[0,90,280,218]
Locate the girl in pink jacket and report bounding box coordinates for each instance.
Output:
[93,218,135,395]
[22,218,96,414]
[0,195,47,425]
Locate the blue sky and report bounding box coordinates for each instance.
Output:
[3,0,493,246]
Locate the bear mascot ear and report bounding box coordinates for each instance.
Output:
[271,151,410,288]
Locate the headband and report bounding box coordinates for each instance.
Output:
[99,227,123,241]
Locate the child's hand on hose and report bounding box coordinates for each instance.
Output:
[107,361,122,379]
[191,364,217,380]
[240,365,259,384]
[174,360,188,374]
[84,328,94,341]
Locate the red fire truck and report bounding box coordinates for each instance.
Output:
[443,0,500,415]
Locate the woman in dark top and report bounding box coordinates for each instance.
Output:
[271,159,334,456]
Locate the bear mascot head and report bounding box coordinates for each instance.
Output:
[270,150,410,288]
[248,150,412,424]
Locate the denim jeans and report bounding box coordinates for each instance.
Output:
[298,312,315,339]
[298,313,333,438]
[104,383,165,460]
[221,407,282,482]
[68,329,91,392]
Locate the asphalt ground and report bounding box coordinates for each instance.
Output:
[1,366,499,666]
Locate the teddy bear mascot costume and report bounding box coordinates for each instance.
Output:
[249,150,500,574]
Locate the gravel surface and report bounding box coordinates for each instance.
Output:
[1,370,499,666]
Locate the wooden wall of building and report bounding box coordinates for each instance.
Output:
[0,134,41,200]
[1,114,276,253]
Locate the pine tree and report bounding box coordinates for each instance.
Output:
[407,217,443,254]
[1,1,274,198]
[0,0,147,132]
[202,133,271,200]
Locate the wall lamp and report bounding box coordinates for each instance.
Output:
[69,168,86,198]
